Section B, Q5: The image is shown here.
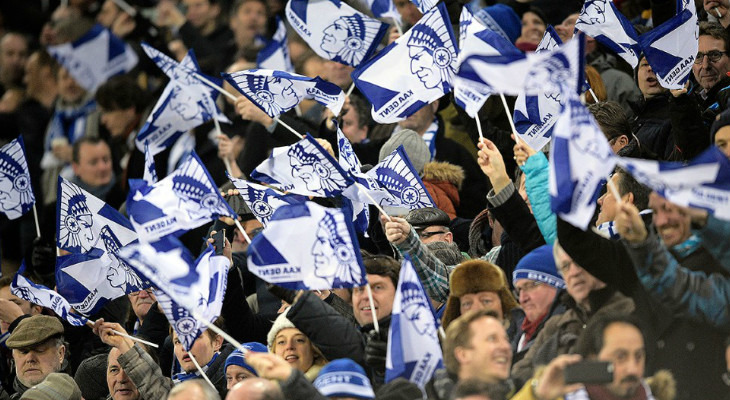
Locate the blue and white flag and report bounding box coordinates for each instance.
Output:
[257,17,295,73]
[12,262,88,326]
[0,136,35,220]
[471,3,521,44]
[574,0,641,67]
[617,146,730,220]
[356,0,400,24]
[47,24,138,92]
[126,152,237,242]
[143,143,158,184]
[386,256,443,388]
[56,247,147,315]
[352,3,458,123]
[367,146,435,209]
[286,0,388,67]
[57,177,137,254]
[224,69,345,118]
[137,45,229,156]
[228,175,305,226]
[411,0,438,14]
[637,2,698,89]
[247,201,366,290]
[549,95,617,230]
[251,134,353,198]
[512,28,586,151]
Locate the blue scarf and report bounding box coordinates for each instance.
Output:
[172,352,219,383]
[45,96,97,151]
[671,233,702,259]
[421,118,439,160]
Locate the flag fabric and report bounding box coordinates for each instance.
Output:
[410,0,438,14]
[228,175,305,226]
[251,134,353,198]
[56,177,137,254]
[56,247,147,315]
[617,146,730,220]
[126,152,237,242]
[286,0,388,67]
[549,94,617,230]
[47,24,138,92]
[574,0,641,67]
[12,262,88,326]
[143,142,158,184]
[118,238,229,350]
[137,45,229,156]
[336,126,382,232]
[367,146,435,209]
[223,69,345,118]
[257,17,295,72]
[0,136,35,220]
[637,1,698,89]
[385,256,443,388]
[352,2,458,124]
[356,0,400,24]
[247,201,366,290]
[471,3,521,44]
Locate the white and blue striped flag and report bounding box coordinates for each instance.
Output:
[12,262,88,326]
[637,0,698,89]
[367,146,435,210]
[257,17,295,72]
[286,0,388,67]
[549,94,617,230]
[386,255,443,388]
[143,142,158,184]
[352,2,458,123]
[47,24,138,92]
[617,146,730,220]
[247,201,366,290]
[0,136,35,220]
[574,0,641,67]
[126,152,237,242]
[223,69,345,118]
[251,134,353,198]
[228,175,305,226]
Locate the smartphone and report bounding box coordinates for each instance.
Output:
[213,229,225,255]
[564,361,614,385]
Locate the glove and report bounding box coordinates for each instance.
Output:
[364,329,387,375]
[267,284,297,305]
[30,237,55,275]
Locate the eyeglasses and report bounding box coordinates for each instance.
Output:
[513,281,543,297]
[694,50,729,64]
[417,229,449,239]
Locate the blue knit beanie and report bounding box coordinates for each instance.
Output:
[314,359,375,399]
[224,342,268,377]
[472,2,521,44]
[513,244,565,289]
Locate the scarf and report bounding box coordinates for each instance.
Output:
[671,233,701,259]
[172,352,220,383]
[421,118,439,160]
[45,95,97,151]
[519,312,547,349]
[565,381,654,400]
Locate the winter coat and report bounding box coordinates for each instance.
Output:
[421,161,465,220]
[521,152,556,244]
[628,94,675,160]
[508,293,567,366]
[104,344,172,400]
[279,369,329,400]
[588,52,641,114]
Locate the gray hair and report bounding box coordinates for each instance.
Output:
[167,380,221,400]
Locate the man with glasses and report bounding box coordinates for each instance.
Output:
[405,207,453,245]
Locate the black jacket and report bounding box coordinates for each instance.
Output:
[628,94,674,160]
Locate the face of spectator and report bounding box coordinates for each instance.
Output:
[693,35,730,91]
[0,33,29,87]
[520,11,546,45]
[173,331,223,373]
[231,0,267,47]
[128,289,156,322]
[100,106,138,138]
[184,0,219,31]
[597,322,645,398]
[58,67,86,104]
[107,347,140,400]
[12,339,65,387]
[352,273,396,326]
[97,0,121,27]
[341,105,368,143]
[226,365,256,389]
[596,173,621,226]
[715,125,730,158]
[0,286,38,333]
[459,291,503,320]
[649,193,691,247]
[23,53,49,96]
[637,57,667,99]
[556,248,605,309]
[398,102,436,135]
[515,279,557,323]
[555,13,579,43]
[272,328,316,373]
[72,141,113,188]
[393,0,422,27]
[454,316,512,382]
[321,60,353,89]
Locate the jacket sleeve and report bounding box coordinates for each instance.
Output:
[510,315,559,385]
[221,263,272,344]
[279,368,330,400]
[394,228,455,304]
[118,344,173,399]
[698,215,730,266]
[668,93,710,160]
[522,153,556,244]
[623,232,730,330]
[287,292,366,365]
[487,182,545,254]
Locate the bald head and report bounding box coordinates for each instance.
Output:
[225,378,283,400]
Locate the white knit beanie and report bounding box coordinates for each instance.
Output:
[267,307,297,351]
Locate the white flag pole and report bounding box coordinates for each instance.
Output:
[365,280,380,334]
[188,352,217,391]
[346,82,356,97]
[353,182,391,222]
[85,320,159,348]
[606,175,622,204]
[499,93,521,144]
[31,204,41,238]
[190,310,249,355]
[274,117,304,140]
[474,114,485,143]
[213,117,234,177]
[588,88,599,103]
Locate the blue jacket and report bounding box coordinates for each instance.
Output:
[522,153,556,244]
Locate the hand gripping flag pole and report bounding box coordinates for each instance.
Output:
[213,117,234,176]
[84,320,159,348]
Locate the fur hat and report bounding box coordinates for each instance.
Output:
[441,260,519,329]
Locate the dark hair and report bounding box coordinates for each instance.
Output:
[95,75,147,113]
[588,101,631,141]
[33,49,61,77]
[700,21,730,54]
[72,136,110,164]
[360,250,400,287]
[231,0,268,15]
[614,167,651,211]
[0,275,12,290]
[574,313,646,359]
[345,94,373,130]
[451,378,511,400]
